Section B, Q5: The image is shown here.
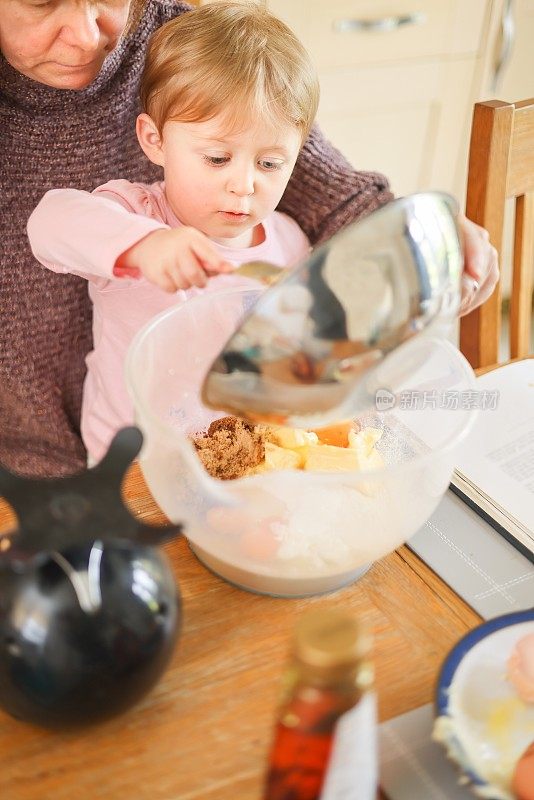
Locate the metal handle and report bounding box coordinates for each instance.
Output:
[333,12,426,34]
[492,0,515,91]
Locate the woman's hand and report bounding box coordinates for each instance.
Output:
[458,214,499,316]
[115,227,234,292]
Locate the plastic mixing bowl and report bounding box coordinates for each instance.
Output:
[125,288,477,597]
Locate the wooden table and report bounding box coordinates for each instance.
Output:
[0,464,482,800]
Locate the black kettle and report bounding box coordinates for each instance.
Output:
[0,428,182,729]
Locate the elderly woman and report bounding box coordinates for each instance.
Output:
[0,0,497,478]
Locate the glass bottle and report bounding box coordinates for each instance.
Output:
[262,608,377,800]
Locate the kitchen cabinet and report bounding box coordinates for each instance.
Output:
[266,0,506,198]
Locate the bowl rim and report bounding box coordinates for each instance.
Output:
[434,608,534,791]
[125,286,478,482]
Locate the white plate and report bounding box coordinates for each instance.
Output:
[434,609,534,799]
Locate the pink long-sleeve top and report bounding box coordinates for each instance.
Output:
[28,180,310,463]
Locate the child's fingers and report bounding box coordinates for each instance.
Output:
[157,273,179,293]
[139,261,177,293]
[171,252,208,289]
[188,235,234,274]
[205,259,234,275]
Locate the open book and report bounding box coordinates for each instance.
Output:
[450,358,534,561]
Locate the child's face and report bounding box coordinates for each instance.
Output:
[140,112,302,247]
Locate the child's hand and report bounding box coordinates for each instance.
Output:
[115,227,234,292]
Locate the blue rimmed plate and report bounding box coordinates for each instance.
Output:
[433,609,534,799]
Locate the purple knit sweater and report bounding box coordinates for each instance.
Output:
[0,0,392,478]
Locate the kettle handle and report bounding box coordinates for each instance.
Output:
[0,427,183,567]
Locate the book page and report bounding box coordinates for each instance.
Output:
[453,360,534,533]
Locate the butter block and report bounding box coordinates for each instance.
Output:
[264,441,304,471]
[251,425,384,477]
[269,426,319,449]
[350,427,385,474]
[302,443,361,473]
[348,427,383,456]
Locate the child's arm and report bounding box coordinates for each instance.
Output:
[27,188,169,283]
[27,185,232,291]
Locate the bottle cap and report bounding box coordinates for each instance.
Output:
[293,608,371,674]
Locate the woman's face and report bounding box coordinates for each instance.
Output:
[0,0,132,89]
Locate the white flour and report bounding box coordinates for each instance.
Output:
[260,478,432,575]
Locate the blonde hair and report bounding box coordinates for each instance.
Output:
[140,1,319,142]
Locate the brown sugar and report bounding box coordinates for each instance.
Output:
[192,416,267,480]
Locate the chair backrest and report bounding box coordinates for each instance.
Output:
[460,98,534,368]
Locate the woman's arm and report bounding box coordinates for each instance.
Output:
[281,128,498,315]
[279,124,393,246]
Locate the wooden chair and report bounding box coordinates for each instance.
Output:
[460,98,534,368]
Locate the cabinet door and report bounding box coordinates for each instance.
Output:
[316,59,478,197]
[267,0,487,69]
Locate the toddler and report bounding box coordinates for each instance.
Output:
[28,1,319,464]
